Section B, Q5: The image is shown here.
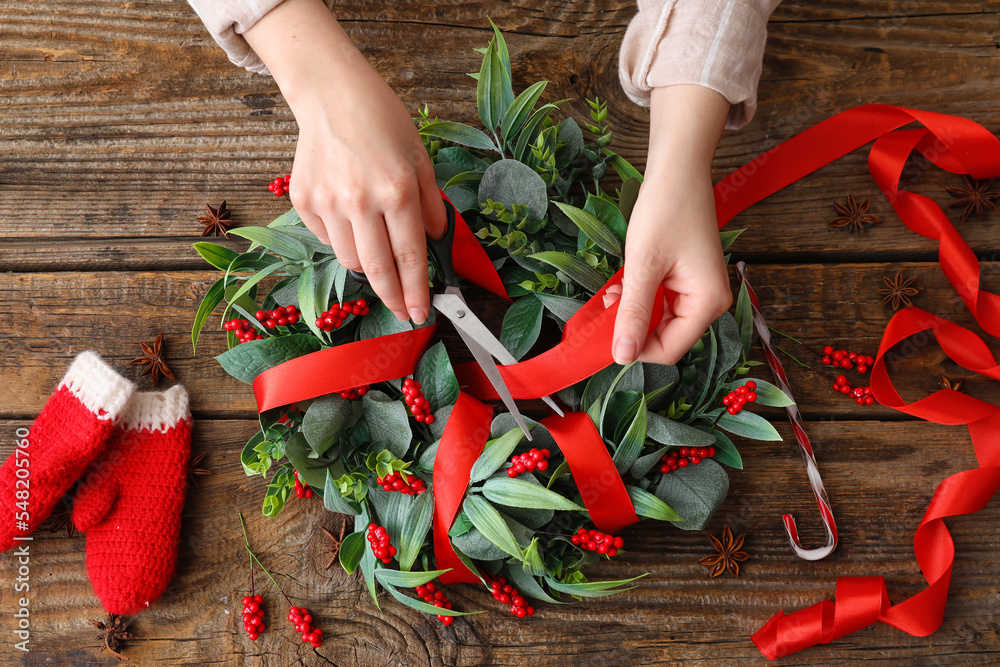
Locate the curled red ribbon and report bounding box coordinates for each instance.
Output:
[707,104,1000,659]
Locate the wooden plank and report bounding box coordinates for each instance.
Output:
[1,263,996,418]
[1,2,998,268]
[0,418,994,665]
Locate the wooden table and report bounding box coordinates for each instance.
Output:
[3,2,1000,665]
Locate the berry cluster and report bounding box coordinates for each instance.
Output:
[241,594,265,641]
[571,527,624,557]
[821,346,874,374]
[316,299,370,331]
[414,582,454,625]
[339,385,369,400]
[506,448,550,478]
[722,381,757,415]
[293,471,313,499]
[367,523,397,564]
[268,174,291,197]
[377,471,426,495]
[489,576,535,619]
[402,378,435,424]
[224,318,264,344]
[287,606,323,648]
[255,305,300,329]
[659,446,717,474]
[832,375,875,405]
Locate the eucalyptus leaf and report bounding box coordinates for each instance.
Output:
[499,294,544,360]
[414,342,460,412]
[535,292,584,323]
[735,280,753,356]
[452,527,508,560]
[612,394,647,474]
[554,117,584,167]
[437,146,490,172]
[714,408,782,441]
[215,334,322,384]
[479,159,549,220]
[363,390,412,458]
[741,378,795,407]
[630,445,670,480]
[506,564,563,603]
[714,313,743,380]
[655,459,729,531]
[645,411,716,447]
[323,470,359,516]
[302,394,355,455]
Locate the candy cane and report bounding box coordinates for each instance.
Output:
[736,261,838,561]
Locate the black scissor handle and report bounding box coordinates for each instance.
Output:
[347,198,458,288]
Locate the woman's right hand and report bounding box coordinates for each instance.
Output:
[245,0,446,324]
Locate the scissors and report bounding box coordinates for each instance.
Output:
[349,199,563,440]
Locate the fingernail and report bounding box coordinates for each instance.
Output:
[409,307,426,324]
[613,337,638,365]
[392,310,409,321]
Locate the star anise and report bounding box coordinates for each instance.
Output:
[198,200,235,237]
[130,332,175,388]
[321,520,347,570]
[830,195,881,234]
[940,373,963,392]
[878,270,921,310]
[89,613,133,661]
[946,176,999,223]
[698,524,749,578]
[47,496,75,538]
[187,450,211,488]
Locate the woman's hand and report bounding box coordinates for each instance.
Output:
[606,85,733,366]
[245,0,446,324]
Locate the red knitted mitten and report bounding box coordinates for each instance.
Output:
[72,385,192,615]
[0,351,135,552]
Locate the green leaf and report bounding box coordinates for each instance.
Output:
[191,277,227,353]
[214,333,322,384]
[555,117,585,167]
[655,459,729,530]
[452,527,508,560]
[720,229,745,252]
[194,242,240,270]
[535,292,584,323]
[296,264,323,338]
[735,281,753,356]
[612,394,647,474]
[469,427,527,484]
[437,146,490,172]
[414,342,460,412]
[522,538,546,577]
[240,431,266,476]
[323,469,359,515]
[478,159,549,220]
[741,378,794,407]
[355,510,380,607]
[363,390,412,458]
[646,411,715,447]
[553,202,622,257]
[513,103,562,162]
[267,207,302,228]
[618,177,641,223]
[338,531,366,574]
[228,226,309,260]
[222,260,287,320]
[489,18,513,82]
[380,581,482,616]
[528,251,607,294]
[481,478,585,512]
[375,568,450,589]
[284,432,344,488]
[626,484,681,521]
[271,224,333,255]
[583,194,628,246]
[302,394,355,455]
[398,490,434,571]
[630,445,670,480]
[706,428,743,470]
[499,294,544,360]
[477,42,514,135]
[420,121,499,153]
[714,313,744,380]
[714,408,782,441]
[443,170,485,191]
[314,257,340,315]
[463,495,522,559]
[500,80,548,143]
[543,573,647,598]
[603,150,643,182]
[505,564,564,604]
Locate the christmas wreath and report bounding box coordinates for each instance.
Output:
[191,26,791,623]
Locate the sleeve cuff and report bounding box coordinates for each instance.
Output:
[619,0,777,130]
[59,351,136,423]
[121,385,192,434]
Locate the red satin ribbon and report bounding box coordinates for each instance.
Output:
[434,391,493,584]
[441,190,510,299]
[705,104,1000,659]
[541,413,639,533]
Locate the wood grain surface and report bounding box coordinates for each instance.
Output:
[2,0,1000,665]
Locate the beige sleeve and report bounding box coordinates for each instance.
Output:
[186,0,334,74]
[619,0,781,129]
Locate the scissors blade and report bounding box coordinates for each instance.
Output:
[433,292,564,418]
